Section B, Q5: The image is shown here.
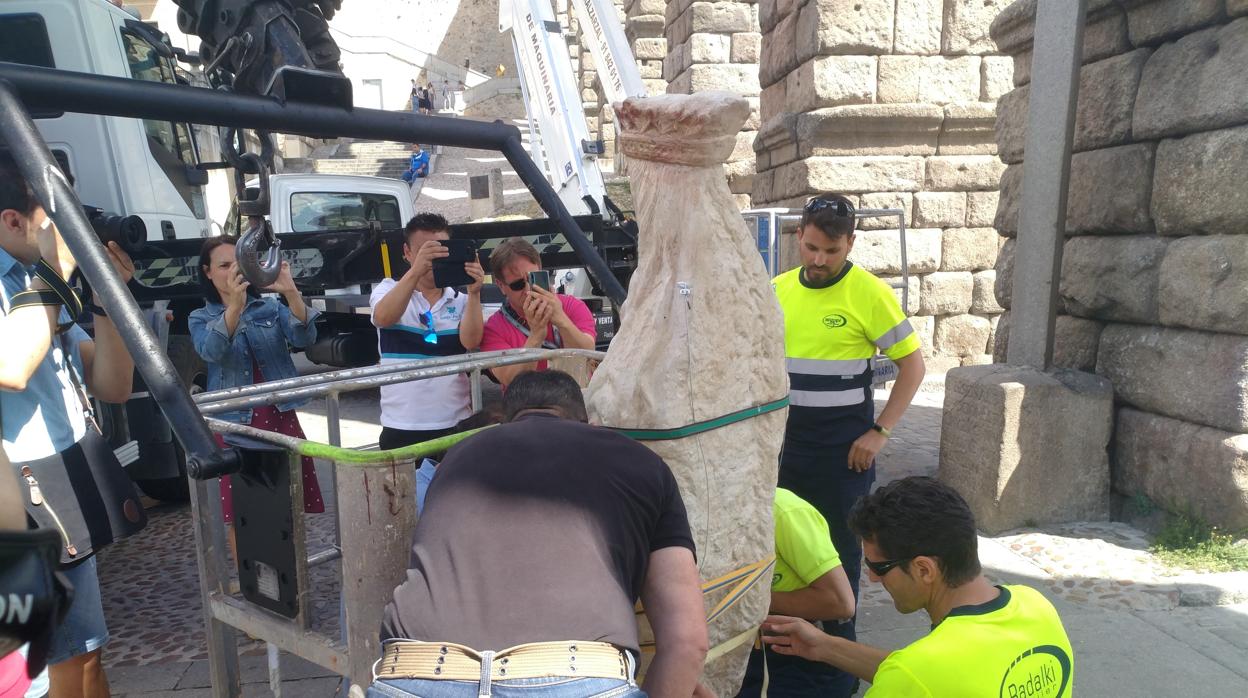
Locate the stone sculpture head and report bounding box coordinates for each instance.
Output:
[503,370,589,423]
[796,194,857,285]
[849,476,983,615]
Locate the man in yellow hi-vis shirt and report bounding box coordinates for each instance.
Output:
[772,193,926,696]
[763,477,1074,697]
[739,488,856,697]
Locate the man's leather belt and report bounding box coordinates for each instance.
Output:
[375,640,629,681]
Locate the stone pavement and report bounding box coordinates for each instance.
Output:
[94,383,1248,696]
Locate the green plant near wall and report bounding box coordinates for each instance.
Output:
[1150,511,1248,573]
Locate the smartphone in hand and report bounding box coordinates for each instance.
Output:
[431,239,478,288]
[527,269,552,292]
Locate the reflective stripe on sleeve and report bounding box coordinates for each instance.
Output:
[873,320,915,351]
[789,387,867,408]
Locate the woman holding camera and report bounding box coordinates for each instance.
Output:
[188,236,324,555]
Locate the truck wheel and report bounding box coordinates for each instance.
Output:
[131,336,206,503]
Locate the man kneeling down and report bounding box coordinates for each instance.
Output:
[762,477,1074,697]
[373,370,709,698]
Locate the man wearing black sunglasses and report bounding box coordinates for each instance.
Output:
[771,192,926,696]
[761,477,1074,697]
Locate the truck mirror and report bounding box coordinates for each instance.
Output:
[186,165,209,187]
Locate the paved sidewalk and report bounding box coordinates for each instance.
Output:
[96,383,1248,696]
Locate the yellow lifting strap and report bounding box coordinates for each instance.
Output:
[637,556,775,664]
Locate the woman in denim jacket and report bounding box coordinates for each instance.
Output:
[188,235,325,559]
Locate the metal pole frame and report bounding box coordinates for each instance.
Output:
[0,62,627,306]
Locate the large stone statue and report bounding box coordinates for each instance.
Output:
[585,92,788,695]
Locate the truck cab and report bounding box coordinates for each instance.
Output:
[0,0,211,241]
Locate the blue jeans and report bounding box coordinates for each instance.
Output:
[25,557,110,697]
[368,642,644,698]
[368,676,645,698]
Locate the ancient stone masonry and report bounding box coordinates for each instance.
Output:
[661,1,763,208]
[991,0,1248,530]
[753,0,1013,368]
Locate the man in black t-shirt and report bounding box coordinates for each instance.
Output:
[375,371,709,698]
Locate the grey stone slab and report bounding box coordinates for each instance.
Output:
[1097,324,1248,433]
[1126,0,1224,47]
[1066,607,1248,695]
[108,663,191,694]
[1134,605,1248,682]
[1059,235,1167,324]
[1135,19,1248,140]
[1152,123,1248,236]
[940,366,1114,534]
[1158,235,1248,336]
[241,675,342,697]
[119,689,214,698]
[1113,408,1248,531]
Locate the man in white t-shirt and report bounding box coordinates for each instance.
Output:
[371,213,484,449]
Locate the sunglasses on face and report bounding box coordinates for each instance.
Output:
[805,197,855,218]
[863,555,914,577]
[506,278,528,292]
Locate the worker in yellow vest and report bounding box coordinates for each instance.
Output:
[763,477,1074,697]
[771,193,926,696]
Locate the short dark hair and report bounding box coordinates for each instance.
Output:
[848,476,982,587]
[404,212,449,242]
[800,193,856,239]
[502,370,588,422]
[0,150,37,215]
[489,237,541,279]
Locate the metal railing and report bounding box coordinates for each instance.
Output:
[191,349,603,696]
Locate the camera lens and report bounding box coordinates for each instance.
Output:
[85,206,146,254]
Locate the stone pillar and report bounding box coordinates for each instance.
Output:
[663,1,762,208]
[754,0,1013,369]
[989,0,1248,530]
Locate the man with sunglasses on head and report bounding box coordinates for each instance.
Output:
[771,193,926,696]
[480,237,596,387]
[371,213,485,450]
[762,477,1074,697]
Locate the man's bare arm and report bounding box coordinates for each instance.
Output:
[639,546,708,698]
[876,350,925,431]
[762,615,890,682]
[769,565,855,621]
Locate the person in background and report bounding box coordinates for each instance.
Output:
[413,406,503,516]
[188,236,325,562]
[400,144,430,183]
[370,213,484,450]
[738,488,856,697]
[480,237,595,387]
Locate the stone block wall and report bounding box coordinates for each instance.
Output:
[753,0,1014,369]
[991,0,1248,529]
[663,1,763,207]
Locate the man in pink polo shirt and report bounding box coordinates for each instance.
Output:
[481,237,596,386]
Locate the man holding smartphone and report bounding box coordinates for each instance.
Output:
[480,237,596,387]
[371,213,484,449]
